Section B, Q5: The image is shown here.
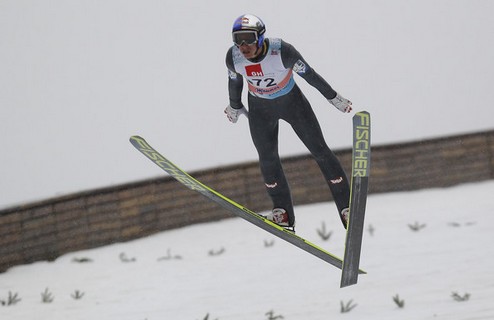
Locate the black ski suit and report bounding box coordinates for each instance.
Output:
[226,38,349,227]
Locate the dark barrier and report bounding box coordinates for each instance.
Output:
[1,131,493,272]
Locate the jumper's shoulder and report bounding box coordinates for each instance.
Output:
[226,46,240,71]
[278,39,303,69]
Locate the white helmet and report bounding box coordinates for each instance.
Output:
[232,14,266,48]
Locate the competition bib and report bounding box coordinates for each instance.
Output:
[232,38,295,99]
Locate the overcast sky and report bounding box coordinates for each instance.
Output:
[1,0,493,210]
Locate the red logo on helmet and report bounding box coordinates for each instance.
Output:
[245,64,264,77]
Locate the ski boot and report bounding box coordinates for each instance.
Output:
[261,208,295,233]
[340,207,350,229]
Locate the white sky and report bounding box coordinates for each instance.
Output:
[1,0,493,209]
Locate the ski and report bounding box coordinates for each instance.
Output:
[340,111,371,288]
[130,135,365,274]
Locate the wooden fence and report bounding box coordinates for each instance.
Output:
[0,130,493,272]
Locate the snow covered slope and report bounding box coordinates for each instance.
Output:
[1,181,493,319]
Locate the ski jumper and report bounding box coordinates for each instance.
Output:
[226,38,350,226]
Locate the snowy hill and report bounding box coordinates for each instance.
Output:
[1,181,493,319]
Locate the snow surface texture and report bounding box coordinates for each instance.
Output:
[1,181,493,320]
[1,0,494,209]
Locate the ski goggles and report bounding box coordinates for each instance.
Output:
[232,30,258,46]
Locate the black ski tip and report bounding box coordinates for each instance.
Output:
[130,135,143,141]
